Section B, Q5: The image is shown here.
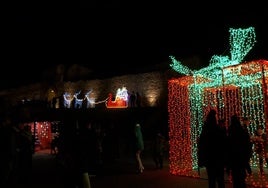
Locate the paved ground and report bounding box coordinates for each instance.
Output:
[9,150,268,188]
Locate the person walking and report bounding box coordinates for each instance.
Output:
[198,109,228,188]
[135,92,141,107]
[264,123,268,169]
[17,124,33,184]
[129,91,136,107]
[152,132,166,169]
[228,114,252,188]
[76,120,93,188]
[251,126,266,174]
[0,114,19,186]
[241,117,253,176]
[134,122,145,173]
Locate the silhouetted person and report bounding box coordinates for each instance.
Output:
[251,126,266,174]
[76,121,94,188]
[52,97,57,108]
[86,122,98,175]
[95,124,106,172]
[17,124,33,184]
[0,114,19,186]
[198,109,227,188]
[102,122,119,164]
[228,114,252,188]
[129,91,136,107]
[264,124,268,169]
[51,134,59,155]
[152,132,166,169]
[62,118,93,188]
[60,118,80,188]
[241,117,253,175]
[136,92,141,107]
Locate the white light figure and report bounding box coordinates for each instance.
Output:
[63,92,74,108]
[116,87,128,101]
[85,90,95,108]
[74,90,84,109]
[106,86,128,108]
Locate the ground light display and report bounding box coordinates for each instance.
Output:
[168,27,268,187]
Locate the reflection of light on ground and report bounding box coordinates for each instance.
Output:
[34,149,51,155]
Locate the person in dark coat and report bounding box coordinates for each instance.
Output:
[0,114,19,186]
[152,132,166,169]
[228,114,252,188]
[17,124,33,183]
[251,126,266,174]
[198,109,228,188]
[241,117,253,175]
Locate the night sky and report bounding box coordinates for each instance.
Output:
[2,8,268,90]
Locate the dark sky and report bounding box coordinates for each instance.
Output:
[2,8,268,90]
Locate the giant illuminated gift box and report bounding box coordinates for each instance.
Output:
[168,59,268,177]
[167,27,268,178]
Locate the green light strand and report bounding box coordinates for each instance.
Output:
[170,27,256,80]
[229,27,256,63]
[169,56,193,75]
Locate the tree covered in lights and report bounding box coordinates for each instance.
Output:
[168,26,268,186]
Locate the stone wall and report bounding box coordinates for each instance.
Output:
[60,71,168,108]
[0,71,172,109]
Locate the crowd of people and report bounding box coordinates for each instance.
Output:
[198,109,268,188]
[9,106,268,188]
[55,117,166,187]
[128,91,141,108]
[0,106,169,188]
[0,113,34,186]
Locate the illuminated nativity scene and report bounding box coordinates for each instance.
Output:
[168,27,268,187]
